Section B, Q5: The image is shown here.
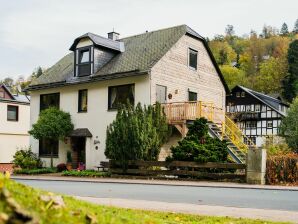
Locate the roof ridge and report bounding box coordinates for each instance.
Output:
[119,24,187,40]
[239,85,282,102]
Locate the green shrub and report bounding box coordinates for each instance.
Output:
[167,118,229,163]
[105,102,171,169]
[14,168,57,175]
[62,170,110,177]
[266,153,298,184]
[12,148,43,169]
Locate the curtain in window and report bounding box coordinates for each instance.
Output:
[111,88,117,108]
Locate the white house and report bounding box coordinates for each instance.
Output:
[27,25,229,169]
[0,84,30,172]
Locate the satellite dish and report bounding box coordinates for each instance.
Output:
[17,85,22,93]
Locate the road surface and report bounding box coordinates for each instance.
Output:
[16,179,298,211]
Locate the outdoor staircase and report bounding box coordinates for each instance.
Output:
[208,122,246,164]
[161,101,257,164]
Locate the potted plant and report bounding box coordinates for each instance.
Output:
[66,151,72,170]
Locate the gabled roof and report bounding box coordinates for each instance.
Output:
[69,32,125,52]
[235,85,288,116]
[0,84,30,104]
[28,25,229,93]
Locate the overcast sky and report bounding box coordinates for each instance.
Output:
[0,0,297,79]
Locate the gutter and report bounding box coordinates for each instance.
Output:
[25,70,149,92]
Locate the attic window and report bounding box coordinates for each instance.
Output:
[188,48,198,70]
[76,47,92,77]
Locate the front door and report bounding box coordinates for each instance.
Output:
[156,85,167,103]
[71,137,86,169]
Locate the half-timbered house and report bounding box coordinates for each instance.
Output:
[226,85,289,147]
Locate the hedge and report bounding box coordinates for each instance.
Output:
[266,153,298,185]
[61,170,111,177]
[14,168,57,175]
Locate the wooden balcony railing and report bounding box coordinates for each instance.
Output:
[161,101,224,124]
[161,101,257,153]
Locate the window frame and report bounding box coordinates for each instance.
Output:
[7,105,19,122]
[75,46,92,77]
[108,83,135,110]
[188,48,198,70]
[40,93,60,112]
[188,91,198,101]
[39,138,59,158]
[78,89,88,112]
[236,92,241,97]
[267,120,273,128]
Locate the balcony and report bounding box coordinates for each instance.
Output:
[161,101,224,125]
[227,111,261,121]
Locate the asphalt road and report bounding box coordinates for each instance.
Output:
[16,179,298,211]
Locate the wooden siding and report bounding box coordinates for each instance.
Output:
[150,35,226,110]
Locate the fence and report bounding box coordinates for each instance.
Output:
[102,160,246,181]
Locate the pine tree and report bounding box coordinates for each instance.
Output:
[282,40,298,101]
[280,23,289,35]
[293,19,298,34]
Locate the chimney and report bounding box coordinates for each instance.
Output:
[108,31,120,41]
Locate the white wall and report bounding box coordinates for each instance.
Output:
[0,101,30,163]
[30,75,150,168]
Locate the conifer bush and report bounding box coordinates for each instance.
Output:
[105,103,171,169]
[167,118,229,163]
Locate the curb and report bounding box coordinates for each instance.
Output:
[12,175,298,191]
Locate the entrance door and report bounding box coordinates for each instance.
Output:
[71,137,86,169]
[156,85,167,103]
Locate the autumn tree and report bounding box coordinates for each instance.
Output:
[219,65,247,89]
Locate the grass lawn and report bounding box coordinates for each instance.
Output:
[0,175,289,224]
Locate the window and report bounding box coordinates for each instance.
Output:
[241,92,245,97]
[267,120,273,128]
[40,93,60,111]
[188,91,197,101]
[244,136,256,145]
[108,84,135,110]
[76,47,92,77]
[39,138,59,157]
[7,105,18,121]
[255,104,261,112]
[188,48,198,70]
[236,92,241,97]
[0,91,4,98]
[246,121,257,128]
[78,89,88,112]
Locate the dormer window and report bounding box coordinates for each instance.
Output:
[76,47,93,77]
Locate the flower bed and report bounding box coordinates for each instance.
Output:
[266,153,298,185]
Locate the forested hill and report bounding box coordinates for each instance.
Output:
[208,21,298,102]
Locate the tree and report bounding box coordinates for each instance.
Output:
[167,118,228,163]
[209,40,237,65]
[105,103,170,170]
[293,19,298,34]
[280,97,298,152]
[280,23,289,36]
[254,56,288,94]
[29,107,74,167]
[282,40,298,101]
[225,24,235,36]
[219,65,247,89]
[1,77,14,87]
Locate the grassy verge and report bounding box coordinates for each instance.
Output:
[0,175,289,224]
[61,170,111,177]
[13,168,57,175]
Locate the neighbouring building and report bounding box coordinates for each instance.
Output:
[226,85,289,147]
[26,25,229,169]
[0,84,30,172]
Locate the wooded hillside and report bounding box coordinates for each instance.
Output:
[209,20,298,102]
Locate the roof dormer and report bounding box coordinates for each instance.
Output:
[70,32,125,77]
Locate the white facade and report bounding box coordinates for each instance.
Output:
[29,30,227,169]
[0,100,30,163]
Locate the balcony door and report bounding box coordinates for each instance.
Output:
[156,85,167,104]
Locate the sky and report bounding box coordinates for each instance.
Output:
[0,0,297,79]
